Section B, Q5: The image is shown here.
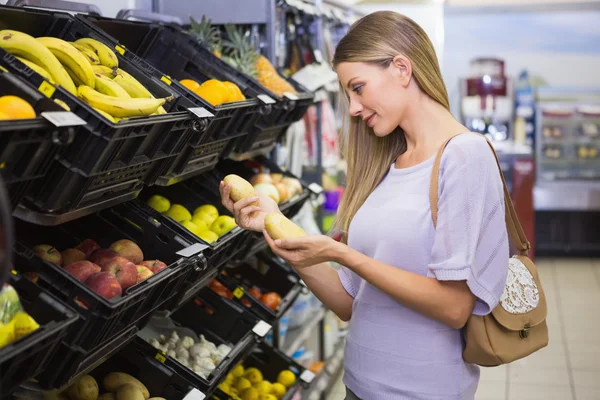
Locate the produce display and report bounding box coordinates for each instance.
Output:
[207,278,282,311]
[147,330,232,379]
[31,238,168,299]
[146,196,236,243]
[0,283,40,348]
[0,30,169,122]
[248,173,303,205]
[179,78,245,106]
[0,94,36,120]
[217,362,296,400]
[55,372,159,400]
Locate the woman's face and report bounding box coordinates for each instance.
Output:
[337,60,410,137]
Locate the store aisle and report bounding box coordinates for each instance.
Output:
[326,259,600,400]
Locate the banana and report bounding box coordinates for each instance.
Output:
[74,38,118,69]
[94,73,130,98]
[37,37,95,89]
[92,106,117,123]
[77,85,166,117]
[0,30,76,94]
[53,99,70,111]
[92,65,117,79]
[71,42,100,65]
[113,74,153,98]
[15,56,55,83]
[64,65,85,87]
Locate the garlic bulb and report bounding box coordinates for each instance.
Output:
[181,336,195,349]
[176,347,190,360]
[190,344,211,359]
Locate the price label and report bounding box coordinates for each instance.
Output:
[38,81,56,98]
[41,111,87,127]
[300,370,316,383]
[114,44,126,56]
[188,107,214,118]
[233,287,245,299]
[154,352,166,364]
[252,320,272,337]
[313,50,324,64]
[182,388,206,400]
[161,75,172,85]
[176,242,209,257]
[257,94,276,105]
[284,92,299,101]
[308,182,323,195]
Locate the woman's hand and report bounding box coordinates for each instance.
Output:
[219,181,281,232]
[263,230,345,269]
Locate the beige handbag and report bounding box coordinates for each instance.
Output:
[429,132,549,367]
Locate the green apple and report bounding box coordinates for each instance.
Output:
[192,210,217,227]
[210,215,237,237]
[147,195,170,213]
[181,220,203,237]
[190,216,210,232]
[197,229,219,244]
[164,204,192,223]
[194,204,218,220]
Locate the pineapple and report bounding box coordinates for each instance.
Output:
[189,15,222,58]
[221,25,297,97]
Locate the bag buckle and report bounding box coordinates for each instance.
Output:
[519,323,531,339]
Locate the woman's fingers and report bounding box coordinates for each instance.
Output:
[233,196,259,215]
[219,182,234,212]
[239,206,262,219]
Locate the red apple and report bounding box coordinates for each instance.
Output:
[140,260,167,274]
[61,248,86,266]
[102,256,138,290]
[88,249,119,267]
[75,239,101,257]
[136,265,154,283]
[109,239,143,264]
[64,261,101,282]
[85,272,122,299]
[33,244,62,265]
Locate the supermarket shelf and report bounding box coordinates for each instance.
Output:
[302,338,346,400]
[283,307,326,357]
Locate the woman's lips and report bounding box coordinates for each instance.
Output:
[366,114,375,127]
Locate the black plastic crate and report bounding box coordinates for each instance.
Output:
[12,200,203,353]
[0,273,78,399]
[218,250,303,324]
[135,287,267,396]
[0,71,79,209]
[212,342,311,400]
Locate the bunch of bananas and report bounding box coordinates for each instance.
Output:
[0,30,169,123]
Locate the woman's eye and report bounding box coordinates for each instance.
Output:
[353,85,364,94]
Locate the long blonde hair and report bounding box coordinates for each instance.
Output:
[332,11,450,243]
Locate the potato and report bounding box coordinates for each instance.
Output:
[66,375,98,400]
[264,213,307,240]
[98,394,116,400]
[103,373,149,399]
[223,174,258,206]
[116,384,144,400]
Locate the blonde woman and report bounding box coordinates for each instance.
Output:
[220,11,508,399]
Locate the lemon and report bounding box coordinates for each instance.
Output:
[240,387,259,400]
[13,312,39,340]
[254,380,272,394]
[218,382,232,395]
[225,373,235,384]
[270,383,286,399]
[232,364,245,378]
[164,204,191,222]
[147,195,170,213]
[276,370,295,388]
[244,367,263,384]
[235,377,252,392]
[259,395,277,400]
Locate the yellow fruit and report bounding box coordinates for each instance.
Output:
[264,213,306,240]
[276,370,296,388]
[0,319,15,347]
[192,210,217,227]
[74,38,118,69]
[0,95,36,119]
[240,387,259,400]
[190,216,209,232]
[210,215,237,237]
[15,56,55,83]
[179,79,201,92]
[195,79,228,106]
[164,204,192,223]
[12,312,39,340]
[218,382,232,395]
[181,220,204,237]
[232,364,245,378]
[222,81,245,102]
[270,383,286,399]
[53,99,70,111]
[194,204,219,220]
[244,368,263,384]
[37,37,96,88]
[259,395,277,400]
[77,85,165,118]
[147,195,170,213]
[197,229,219,244]
[235,377,252,392]
[254,381,272,394]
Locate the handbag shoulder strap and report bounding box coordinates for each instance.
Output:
[429,132,531,256]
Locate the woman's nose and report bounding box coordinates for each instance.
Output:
[348,96,363,117]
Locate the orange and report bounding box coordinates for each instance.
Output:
[179,79,201,92]
[0,96,36,120]
[195,79,228,106]
[223,81,245,102]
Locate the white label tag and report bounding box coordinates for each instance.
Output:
[257,94,276,104]
[313,50,324,64]
[308,182,323,195]
[176,242,208,257]
[189,107,214,118]
[284,92,299,101]
[300,369,316,383]
[41,111,87,127]
[252,320,272,337]
[182,388,206,400]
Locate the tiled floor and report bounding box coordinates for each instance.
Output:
[326,259,600,400]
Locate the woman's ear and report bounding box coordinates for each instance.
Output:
[391,55,412,87]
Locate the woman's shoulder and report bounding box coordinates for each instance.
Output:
[441,132,497,170]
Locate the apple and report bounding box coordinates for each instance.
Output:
[210,215,237,237]
[254,183,280,204]
[147,194,170,213]
[164,204,192,223]
[198,229,219,244]
[61,248,86,266]
[136,265,154,283]
[75,239,101,257]
[64,261,101,282]
[193,204,218,220]
[101,256,138,290]
[273,182,290,203]
[250,173,273,186]
[181,220,204,237]
[85,272,122,299]
[33,244,62,265]
[109,239,144,264]
[89,249,119,267]
[192,211,216,228]
[140,260,167,274]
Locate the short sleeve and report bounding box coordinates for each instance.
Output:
[338,266,358,298]
[427,134,509,315]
